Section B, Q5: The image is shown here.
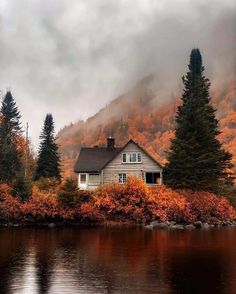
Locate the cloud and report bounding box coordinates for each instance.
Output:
[0,0,235,148]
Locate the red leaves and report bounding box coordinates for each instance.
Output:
[0,178,235,224]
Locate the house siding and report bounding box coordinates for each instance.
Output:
[102,141,162,184]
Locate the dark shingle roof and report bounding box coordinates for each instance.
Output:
[74,147,122,173]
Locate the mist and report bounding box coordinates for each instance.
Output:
[0,0,235,148]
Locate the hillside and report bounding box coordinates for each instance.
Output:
[57,77,236,177]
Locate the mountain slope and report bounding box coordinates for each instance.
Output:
[57,77,236,177]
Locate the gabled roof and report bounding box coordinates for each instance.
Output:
[74,147,122,173]
[74,139,163,173]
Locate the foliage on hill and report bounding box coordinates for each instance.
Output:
[57,77,236,179]
[0,177,235,225]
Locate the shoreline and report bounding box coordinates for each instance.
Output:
[1,220,236,230]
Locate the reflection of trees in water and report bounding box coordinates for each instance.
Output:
[0,228,30,293]
[0,227,236,293]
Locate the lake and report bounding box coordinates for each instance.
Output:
[0,226,236,294]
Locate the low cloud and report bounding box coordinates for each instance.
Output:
[0,0,235,147]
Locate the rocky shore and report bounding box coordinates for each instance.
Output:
[144,220,236,230]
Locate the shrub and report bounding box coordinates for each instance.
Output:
[58,177,93,209]
[94,177,151,223]
[0,184,22,221]
[184,190,236,222]
[80,202,105,224]
[22,186,61,222]
[148,187,195,223]
[35,177,59,192]
[13,174,32,202]
[57,178,79,208]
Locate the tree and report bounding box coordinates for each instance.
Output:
[35,114,61,181]
[165,49,233,193]
[0,91,22,184]
[57,177,79,208]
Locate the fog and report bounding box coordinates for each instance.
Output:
[0,0,235,148]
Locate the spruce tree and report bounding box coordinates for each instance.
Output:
[0,91,22,184]
[165,49,233,193]
[35,114,61,181]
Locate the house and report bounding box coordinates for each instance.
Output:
[74,137,163,189]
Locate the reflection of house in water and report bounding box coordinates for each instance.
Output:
[74,137,163,190]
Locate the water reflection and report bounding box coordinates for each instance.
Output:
[0,227,236,293]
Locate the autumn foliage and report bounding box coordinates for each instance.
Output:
[58,79,236,177]
[0,177,235,225]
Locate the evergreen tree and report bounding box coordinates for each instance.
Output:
[0,91,22,184]
[165,49,233,193]
[35,114,61,181]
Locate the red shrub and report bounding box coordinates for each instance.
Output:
[21,186,61,221]
[148,187,195,223]
[183,191,236,222]
[94,177,151,223]
[0,184,22,221]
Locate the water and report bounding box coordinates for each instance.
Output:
[0,226,236,294]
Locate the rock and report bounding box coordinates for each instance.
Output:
[185,224,195,230]
[169,221,176,227]
[145,222,169,230]
[153,222,169,230]
[144,224,154,229]
[202,223,209,229]
[13,223,20,227]
[48,223,56,228]
[149,221,160,227]
[171,224,185,230]
[194,221,203,229]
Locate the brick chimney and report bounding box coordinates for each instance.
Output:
[107,137,115,149]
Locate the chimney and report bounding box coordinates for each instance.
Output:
[107,137,115,149]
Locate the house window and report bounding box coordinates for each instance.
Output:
[145,172,161,184]
[80,174,87,183]
[119,173,127,184]
[122,152,142,163]
[89,173,100,185]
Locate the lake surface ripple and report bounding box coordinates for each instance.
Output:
[0,226,236,294]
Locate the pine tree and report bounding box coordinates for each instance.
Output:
[0,91,22,184]
[164,49,233,193]
[35,114,61,181]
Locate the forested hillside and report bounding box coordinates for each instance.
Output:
[57,77,236,177]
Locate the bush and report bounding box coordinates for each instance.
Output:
[184,190,236,222]
[0,184,22,222]
[0,176,235,225]
[57,178,79,208]
[94,177,150,223]
[35,177,59,192]
[13,174,32,202]
[57,178,93,208]
[22,186,61,222]
[148,187,194,223]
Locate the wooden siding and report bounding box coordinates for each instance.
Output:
[102,141,162,184]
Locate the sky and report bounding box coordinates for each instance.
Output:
[0,0,235,148]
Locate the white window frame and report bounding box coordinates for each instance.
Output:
[78,173,88,189]
[119,173,127,184]
[88,173,100,186]
[80,173,87,183]
[122,152,142,164]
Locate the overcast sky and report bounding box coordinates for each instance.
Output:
[0,0,235,148]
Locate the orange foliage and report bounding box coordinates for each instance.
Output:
[0,178,235,225]
[58,79,236,178]
[92,177,236,224]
